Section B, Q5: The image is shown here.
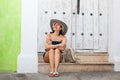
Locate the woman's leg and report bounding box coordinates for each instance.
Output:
[54,49,62,73]
[44,52,49,63]
[48,49,55,72]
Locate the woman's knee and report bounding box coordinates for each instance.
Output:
[48,49,55,56]
[49,48,54,53]
[55,49,61,57]
[55,48,60,53]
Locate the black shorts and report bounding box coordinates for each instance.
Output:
[43,52,46,58]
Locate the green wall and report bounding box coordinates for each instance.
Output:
[0,0,21,72]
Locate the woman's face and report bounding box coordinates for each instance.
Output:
[52,22,62,31]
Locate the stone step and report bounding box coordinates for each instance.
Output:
[38,52,109,63]
[38,53,44,63]
[38,52,114,73]
[75,52,109,63]
[38,62,114,73]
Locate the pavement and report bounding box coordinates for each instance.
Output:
[0,72,120,80]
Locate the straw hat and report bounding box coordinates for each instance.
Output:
[50,19,68,35]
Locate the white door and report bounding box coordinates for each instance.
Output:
[72,0,109,52]
[38,0,109,52]
[38,0,72,52]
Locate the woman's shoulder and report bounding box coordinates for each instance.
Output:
[60,35,66,39]
[47,32,53,35]
[46,33,52,38]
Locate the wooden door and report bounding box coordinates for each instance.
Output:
[38,0,110,52]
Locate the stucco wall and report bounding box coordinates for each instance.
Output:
[0,0,21,71]
[17,0,38,73]
[113,0,120,71]
[108,0,120,71]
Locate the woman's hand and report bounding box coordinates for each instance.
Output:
[58,44,64,47]
[52,45,59,48]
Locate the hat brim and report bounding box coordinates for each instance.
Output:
[50,19,68,35]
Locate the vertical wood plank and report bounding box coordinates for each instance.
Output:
[83,0,94,49]
[76,0,83,50]
[38,0,52,52]
[98,0,108,52]
[93,0,99,51]
[71,0,77,49]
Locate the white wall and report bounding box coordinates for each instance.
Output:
[113,0,120,71]
[109,0,120,71]
[17,0,38,73]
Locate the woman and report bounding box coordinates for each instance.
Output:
[43,19,68,77]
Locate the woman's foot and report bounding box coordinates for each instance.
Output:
[49,72,54,77]
[53,72,60,77]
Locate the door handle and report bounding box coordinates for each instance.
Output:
[77,0,80,14]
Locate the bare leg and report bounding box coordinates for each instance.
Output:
[44,52,49,63]
[49,49,55,72]
[54,49,62,72]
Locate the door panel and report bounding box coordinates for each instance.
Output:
[76,0,99,50]
[75,0,108,52]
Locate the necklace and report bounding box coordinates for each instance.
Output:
[52,34,61,41]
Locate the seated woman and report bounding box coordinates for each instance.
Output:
[43,19,68,77]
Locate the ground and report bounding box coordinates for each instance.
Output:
[0,72,120,80]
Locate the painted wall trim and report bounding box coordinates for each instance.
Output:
[17,0,38,73]
[109,0,120,71]
[113,0,120,71]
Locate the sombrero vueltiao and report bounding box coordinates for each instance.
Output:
[50,19,68,35]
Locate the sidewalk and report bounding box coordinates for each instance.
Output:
[0,72,120,80]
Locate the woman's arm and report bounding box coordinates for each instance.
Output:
[57,36,67,51]
[45,34,58,50]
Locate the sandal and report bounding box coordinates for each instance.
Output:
[53,72,60,77]
[49,72,54,77]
